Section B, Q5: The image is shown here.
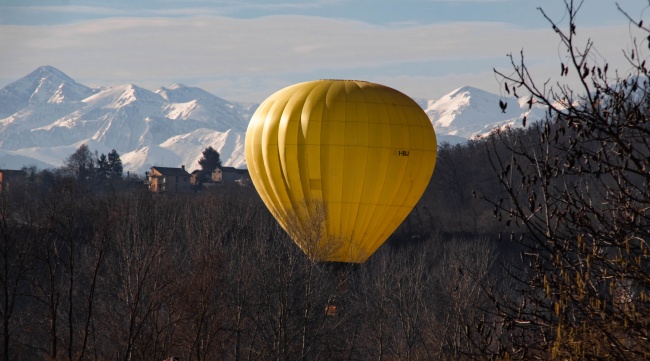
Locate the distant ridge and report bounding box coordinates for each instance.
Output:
[421,85,547,140]
[0,66,546,174]
[0,65,95,117]
[0,66,249,174]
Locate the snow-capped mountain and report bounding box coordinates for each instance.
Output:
[0,66,546,175]
[0,66,250,174]
[420,85,547,140]
[0,66,95,118]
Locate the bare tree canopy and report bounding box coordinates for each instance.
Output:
[483,0,650,359]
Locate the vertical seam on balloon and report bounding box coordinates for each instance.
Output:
[299,81,326,220]
[359,86,393,258]
[366,89,414,255]
[248,100,286,229]
[339,81,357,262]
[357,89,389,259]
[371,101,415,253]
[377,103,435,253]
[280,86,313,220]
[347,80,372,262]
[327,81,345,261]
[296,87,310,209]
[248,102,273,208]
[320,80,334,259]
[262,97,293,228]
[402,107,436,207]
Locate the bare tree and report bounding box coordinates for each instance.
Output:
[97,192,186,361]
[486,1,650,358]
[430,238,499,360]
[0,181,33,360]
[64,144,95,182]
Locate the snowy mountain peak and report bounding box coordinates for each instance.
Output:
[425,85,546,139]
[432,86,496,110]
[29,65,77,85]
[24,66,93,103]
[0,66,251,174]
[156,83,219,103]
[0,66,549,174]
[83,84,164,109]
[0,66,94,117]
[47,81,94,104]
[450,85,491,96]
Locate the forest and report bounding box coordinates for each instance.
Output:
[1,1,649,360]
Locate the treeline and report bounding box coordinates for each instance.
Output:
[20,144,132,194]
[0,175,501,360]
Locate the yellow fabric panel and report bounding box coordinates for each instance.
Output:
[279,85,317,211]
[351,203,373,251]
[245,79,437,263]
[246,100,283,216]
[264,115,294,229]
[302,85,326,202]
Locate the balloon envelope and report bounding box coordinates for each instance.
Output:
[245,80,436,263]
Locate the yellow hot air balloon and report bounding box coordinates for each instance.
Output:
[245,79,436,263]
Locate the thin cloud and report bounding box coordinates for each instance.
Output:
[8,0,345,17]
[18,6,129,15]
[0,13,645,102]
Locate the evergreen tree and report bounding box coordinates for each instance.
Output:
[197,146,222,182]
[96,153,110,182]
[107,149,123,179]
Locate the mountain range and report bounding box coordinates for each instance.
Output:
[0,66,546,175]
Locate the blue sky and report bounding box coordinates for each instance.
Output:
[0,0,648,102]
